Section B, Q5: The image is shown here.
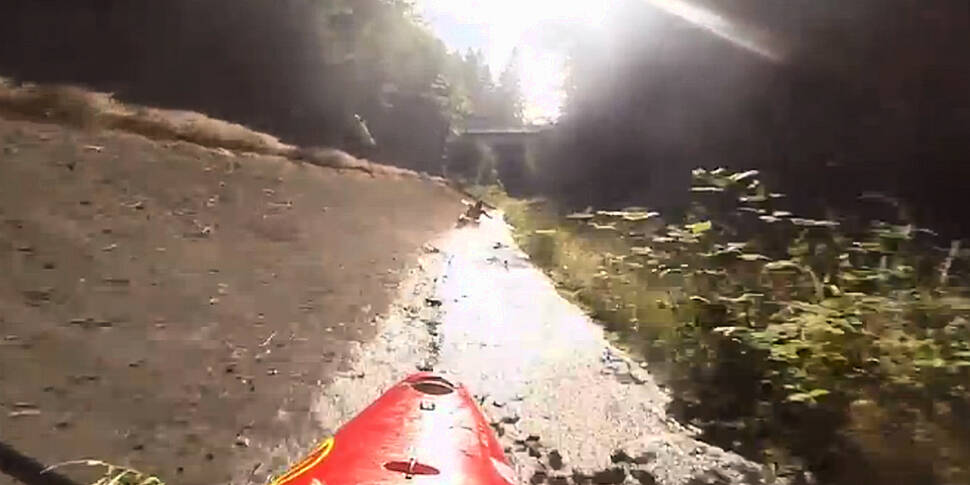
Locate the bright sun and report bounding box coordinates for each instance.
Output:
[417,1,780,124]
[417,0,612,124]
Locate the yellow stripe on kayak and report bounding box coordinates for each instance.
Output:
[269,437,335,485]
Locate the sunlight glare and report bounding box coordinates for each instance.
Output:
[418,0,613,124]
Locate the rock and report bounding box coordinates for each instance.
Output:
[593,468,626,484]
[527,446,542,458]
[547,475,569,485]
[424,297,443,307]
[530,471,547,484]
[633,451,657,465]
[234,436,251,448]
[686,469,732,485]
[22,288,53,305]
[611,449,634,464]
[547,450,564,470]
[631,469,658,485]
[575,468,625,485]
[500,415,520,425]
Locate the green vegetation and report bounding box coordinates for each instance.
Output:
[478,169,970,484]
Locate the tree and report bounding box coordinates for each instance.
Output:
[495,48,525,126]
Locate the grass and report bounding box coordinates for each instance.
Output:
[0,78,292,155]
[0,76,436,179]
[43,460,164,485]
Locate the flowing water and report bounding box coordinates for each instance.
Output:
[311,215,768,484]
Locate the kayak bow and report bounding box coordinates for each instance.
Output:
[270,373,517,484]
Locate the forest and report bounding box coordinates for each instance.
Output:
[0,0,523,173]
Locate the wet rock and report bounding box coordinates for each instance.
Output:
[530,471,548,484]
[631,469,658,485]
[547,475,569,485]
[633,451,657,465]
[686,469,732,485]
[547,450,564,470]
[611,449,634,464]
[594,468,627,484]
[584,468,625,484]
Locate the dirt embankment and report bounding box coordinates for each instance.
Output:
[0,112,462,485]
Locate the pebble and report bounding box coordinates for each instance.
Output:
[631,469,658,485]
[612,449,634,464]
[8,409,41,418]
[591,467,626,484]
[548,450,564,470]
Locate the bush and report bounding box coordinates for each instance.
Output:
[489,168,970,484]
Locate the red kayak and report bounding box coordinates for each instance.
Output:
[270,373,518,485]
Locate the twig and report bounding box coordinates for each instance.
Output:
[940,240,960,286]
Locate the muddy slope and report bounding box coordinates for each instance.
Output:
[0,117,462,485]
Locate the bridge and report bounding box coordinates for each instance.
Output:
[455,126,552,195]
[458,126,550,142]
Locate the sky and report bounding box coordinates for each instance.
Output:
[415,0,614,124]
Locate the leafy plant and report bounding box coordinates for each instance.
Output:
[485,167,970,484]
